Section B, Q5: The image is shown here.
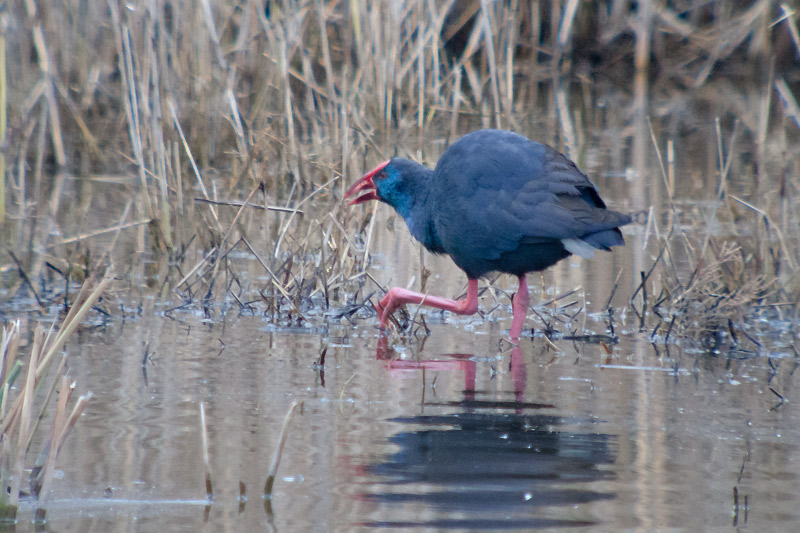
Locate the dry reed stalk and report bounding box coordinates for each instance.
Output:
[0,322,20,389]
[634,0,653,76]
[779,3,800,60]
[263,401,298,497]
[501,0,518,122]
[25,0,67,168]
[200,402,213,501]
[646,118,680,248]
[315,0,337,137]
[729,195,796,271]
[666,241,772,339]
[168,100,221,230]
[774,78,800,129]
[4,329,40,506]
[208,181,264,285]
[555,83,578,159]
[479,0,502,128]
[174,247,218,292]
[242,237,309,323]
[0,12,6,224]
[111,8,154,224]
[1,275,109,443]
[144,33,174,251]
[31,375,70,501]
[194,198,303,214]
[272,174,339,259]
[26,353,68,455]
[48,218,152,248]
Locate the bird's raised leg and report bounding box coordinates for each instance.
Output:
[376,278,479,328]
[509,275,530,342]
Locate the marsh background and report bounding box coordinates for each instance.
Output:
[0,0,799,530]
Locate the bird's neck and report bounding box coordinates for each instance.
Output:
[386,159,443,253]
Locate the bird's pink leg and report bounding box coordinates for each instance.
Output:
[509,276,530,342]
[376,279,479,327]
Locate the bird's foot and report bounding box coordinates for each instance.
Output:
[373,295,399,331]
[375,289,404,329]
[372,300,390,328]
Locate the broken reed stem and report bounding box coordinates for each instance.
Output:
[32,375,70,502]
[53,392,92,458]
[26,354,68,456]
[7,329,41,506]
[36,275,113,379]
[263,401,298,497]
[200,402,213,501]
[1,275,106,508]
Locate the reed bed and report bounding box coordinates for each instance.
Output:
[0,275,108,520]
[0,0,797,344]
[0,2,795,522]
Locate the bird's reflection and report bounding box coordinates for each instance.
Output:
[357,339,616,529]
[375,336,529,400]
[358,411,615,529]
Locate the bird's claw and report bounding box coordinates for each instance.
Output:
[374,292,400,330]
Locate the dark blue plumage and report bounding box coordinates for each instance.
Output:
[365,129,629,278]
[346,129,631,340]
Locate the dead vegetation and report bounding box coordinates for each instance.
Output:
[0,0,798,340]
[0,275,108,520]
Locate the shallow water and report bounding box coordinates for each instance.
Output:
[4,79,800,530]
[6,239,799,531]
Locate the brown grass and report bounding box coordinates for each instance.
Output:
[0,0,798,337]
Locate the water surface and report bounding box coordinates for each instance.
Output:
[4,82,799,532]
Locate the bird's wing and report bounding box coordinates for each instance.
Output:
[433,135,627,264]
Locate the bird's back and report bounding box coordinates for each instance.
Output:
[431,129,630,278]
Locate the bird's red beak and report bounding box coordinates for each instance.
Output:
[344,160,390,205]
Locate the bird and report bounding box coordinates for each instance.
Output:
[345,129,631,342]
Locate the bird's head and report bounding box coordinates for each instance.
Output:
[345,157,438,250]
[345,158,429,217]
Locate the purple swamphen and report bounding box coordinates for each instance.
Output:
[345,129,631,342]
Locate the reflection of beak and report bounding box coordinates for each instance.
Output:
[344,160,390,205]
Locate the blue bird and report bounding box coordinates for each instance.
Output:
[346,129,631,342]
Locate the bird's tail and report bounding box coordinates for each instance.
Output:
[563,223,628,258]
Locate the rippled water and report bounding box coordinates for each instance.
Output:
[4,79,800,531]
[7,244,798,531]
